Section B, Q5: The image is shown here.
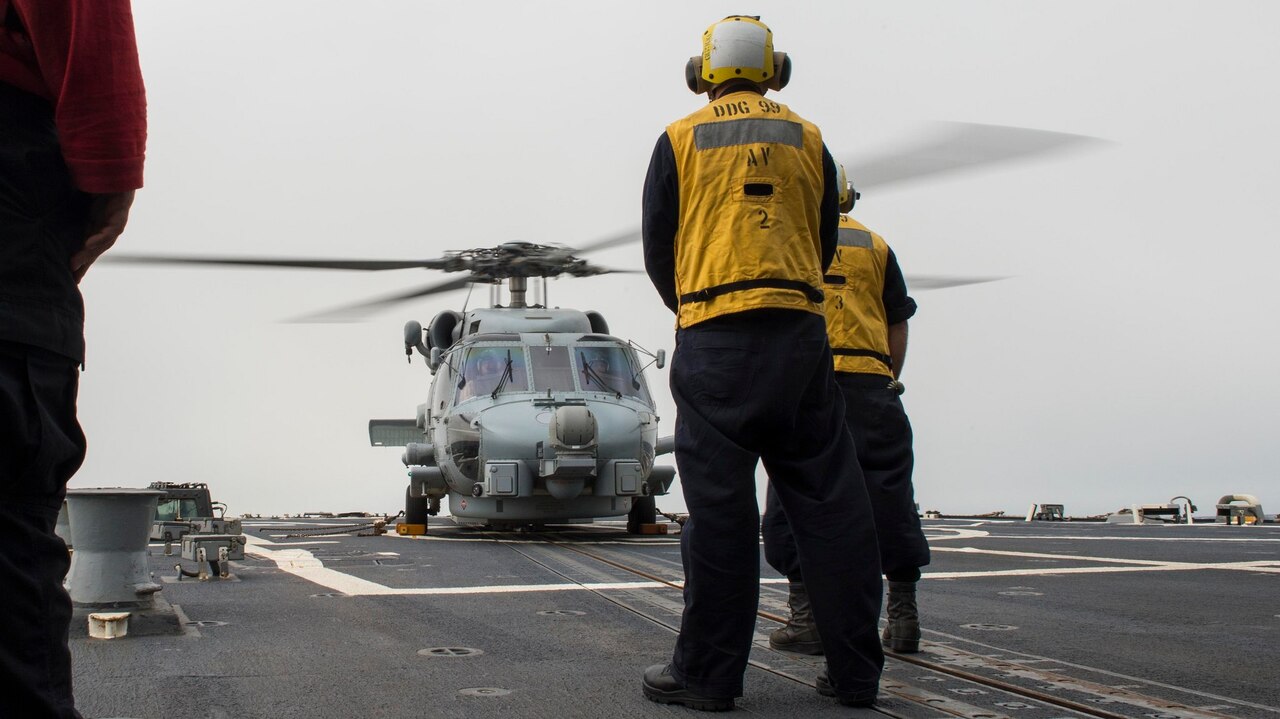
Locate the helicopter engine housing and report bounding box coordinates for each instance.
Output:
[428,310,464,351]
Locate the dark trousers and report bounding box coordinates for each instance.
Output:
[2,80,90,719]
[0,341,86,719]
[764,371,930,583]
[668,310,883,703]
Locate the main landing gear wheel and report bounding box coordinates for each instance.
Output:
[405,487,431,529]
[627,495,656,534]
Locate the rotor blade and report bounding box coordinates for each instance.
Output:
[840,122,1108,193]
[905,274,1007,291]
[288,276,476,323]
[103,253,437,271]
[571,229,643,255]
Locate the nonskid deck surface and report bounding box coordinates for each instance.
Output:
[70,518,1279,719]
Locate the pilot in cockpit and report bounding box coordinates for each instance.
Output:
[459,348,527,400]
[580,349,625,393]
[458,350,504,400]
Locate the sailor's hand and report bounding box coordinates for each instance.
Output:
[72,190,136,282]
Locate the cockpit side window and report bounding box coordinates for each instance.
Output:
[431,352,457,412]
[456,346,529,401]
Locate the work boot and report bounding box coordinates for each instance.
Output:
[769,581,824,655]
[816,666,877,707]
[642,664,735,712]
[882,580,921,653]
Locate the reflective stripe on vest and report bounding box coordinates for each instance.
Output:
[838,227,874,249]
[693,118,804,150]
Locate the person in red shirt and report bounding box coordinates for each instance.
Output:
[1,2,146,716]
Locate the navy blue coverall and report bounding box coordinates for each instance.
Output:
[643,132,884,704]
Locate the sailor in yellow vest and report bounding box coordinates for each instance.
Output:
[641,16,883,711]
[763,166,931,657]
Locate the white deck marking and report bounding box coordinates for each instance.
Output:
[926,545,1280,579]
[244,535,792,596]
[924,528,991,541]
[987,532,1280,543]
[244,531,1278,597]
[244,535,687,596]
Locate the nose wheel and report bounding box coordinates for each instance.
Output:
[405,487,431,530]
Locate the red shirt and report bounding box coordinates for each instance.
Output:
[0,0,146,193]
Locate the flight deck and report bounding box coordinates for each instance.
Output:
[70,518,1279,718]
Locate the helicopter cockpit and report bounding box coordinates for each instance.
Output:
[451,338,654,405]
[456,346,530,401]
[573,344,653,403]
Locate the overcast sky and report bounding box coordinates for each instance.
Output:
[73,1,1280,519]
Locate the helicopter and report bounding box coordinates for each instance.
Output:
[366,242,677,533]
[102,121,1104,532]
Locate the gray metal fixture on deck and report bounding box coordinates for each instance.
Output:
[1025,503,1065,521]
[65,488,165,608]
[1216,494,1265,524]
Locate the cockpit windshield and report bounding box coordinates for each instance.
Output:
[454,341,652,402]
[530,345,576,392]
[456,346,529,401]
[575,345,651,402]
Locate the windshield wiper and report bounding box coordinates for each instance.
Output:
[491,350,515,399]
[580,351,622,399]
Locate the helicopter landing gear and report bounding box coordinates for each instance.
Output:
[626,495,657,534]
[405,487,431,530]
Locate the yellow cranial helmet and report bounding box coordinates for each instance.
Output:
[686,16,791,94]
[837,163,859,213]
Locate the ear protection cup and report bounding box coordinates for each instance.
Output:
[686,56,710,94]
[840,187,860,213]
[763,52,791,92]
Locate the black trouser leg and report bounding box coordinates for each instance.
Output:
[669,351,764,698]
[761,483,801,581]
[0,342,86,719]
[758,347,883,701]
[837,373,929,576]
[668,312,883,701]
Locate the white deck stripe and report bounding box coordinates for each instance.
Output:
[924,562,1280,580]
[244,534,1278,597]
[986,533,1280,543]
[245,535,693,596]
